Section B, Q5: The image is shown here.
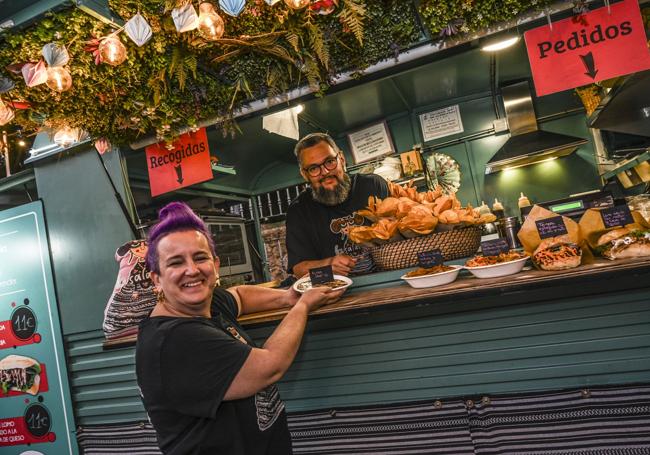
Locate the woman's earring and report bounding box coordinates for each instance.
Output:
[155,288,165,303]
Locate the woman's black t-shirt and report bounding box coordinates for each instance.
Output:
[136,289,291,454]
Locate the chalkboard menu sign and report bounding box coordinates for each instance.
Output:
[481,238,510,256]
[535,216,568,239]
[309,265,334,285]
[417,249,444,268]
[0,201,78,454]
[601,205,634,228]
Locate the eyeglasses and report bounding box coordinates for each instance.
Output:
[303,155,340,177]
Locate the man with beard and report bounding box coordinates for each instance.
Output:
[286,133,389,277]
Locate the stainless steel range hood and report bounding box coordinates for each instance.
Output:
[485,81,588,174]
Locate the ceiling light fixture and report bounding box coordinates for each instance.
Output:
[481,34,520,52]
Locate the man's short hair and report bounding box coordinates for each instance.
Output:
[294,133,340,163]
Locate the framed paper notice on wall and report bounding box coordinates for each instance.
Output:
[419,105,464,142]
[347,122,395,164]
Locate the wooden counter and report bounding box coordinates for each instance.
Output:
[239,256,650,326]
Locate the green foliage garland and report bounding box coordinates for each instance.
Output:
[0,0,572,150]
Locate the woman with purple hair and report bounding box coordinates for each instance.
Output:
[136,202,342,454]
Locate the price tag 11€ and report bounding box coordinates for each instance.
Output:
[601,205,634,228]
[417,249,444,268]
[309,265,334,286]
[535,216,568,239]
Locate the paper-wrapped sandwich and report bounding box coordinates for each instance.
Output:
[518,205,586,271]
[532,236,583,270]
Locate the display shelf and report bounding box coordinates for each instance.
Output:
[602,150,650,181]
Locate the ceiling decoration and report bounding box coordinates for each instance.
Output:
[0,0,563,150]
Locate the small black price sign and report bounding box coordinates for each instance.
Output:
[25,403,51,438]
[535,216,568,239]
[11,306,37,340]
[417,249,444,268]
[309,265,334,285]
[481,238,510,256]
[601,205,634,228]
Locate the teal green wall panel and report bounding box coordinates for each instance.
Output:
[35,147,134,334]
[64,285,650,425]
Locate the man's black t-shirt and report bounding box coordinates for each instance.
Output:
[285,173,388,274]
[136,289,291,455]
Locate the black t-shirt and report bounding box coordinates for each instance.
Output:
[285,173,389,274]
[135,289,291,455]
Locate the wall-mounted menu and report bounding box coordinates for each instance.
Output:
[0,201,78,454]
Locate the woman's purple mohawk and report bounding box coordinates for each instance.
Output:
[145,202,216,273]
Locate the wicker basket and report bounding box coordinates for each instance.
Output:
[369,226,482,271]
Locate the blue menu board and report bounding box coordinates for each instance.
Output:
[0,201,78,454]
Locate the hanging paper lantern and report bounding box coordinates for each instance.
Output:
[53,126,81,147]
[22,61,48,87]
[284,0,310,8]
[265,0,281,4]
[198,3,225,40]
[125,13,153,47]
[309,0,338,15]
[0,76,14,93]
[219,0,246,17]
[99,35,127,66]
[46,66,72,92]
[171,4,199,33]
[42,43,70,67]
[0,101,14,126]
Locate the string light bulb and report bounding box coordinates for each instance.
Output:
[99,35,127,66]
[197,3,225,41]
[46,66,72,92]
[284,0,310,9]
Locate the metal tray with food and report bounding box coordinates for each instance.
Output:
[292,275,353,294]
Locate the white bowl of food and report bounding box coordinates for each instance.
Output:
[464,252,529,279]
[401,265,462,288]
[292,274,353,294]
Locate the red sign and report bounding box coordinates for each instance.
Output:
[0,404,56,447]
[0,314,42,350]
[145,128,213,197]
[524,0,650,96]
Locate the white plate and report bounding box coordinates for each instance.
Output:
[292,274,353,294]
[401,265,462,288]
[464,256,529,279]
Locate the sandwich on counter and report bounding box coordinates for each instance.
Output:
[593,228,650,260]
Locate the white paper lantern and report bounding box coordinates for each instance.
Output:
[172,4,199,33]
[42,43,70,67]
[125,13,153,47]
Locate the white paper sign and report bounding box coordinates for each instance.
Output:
[419,105,464,142]
[347,122,394,164]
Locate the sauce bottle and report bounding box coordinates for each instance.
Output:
[518,192,532,221]
[492,198,505,220]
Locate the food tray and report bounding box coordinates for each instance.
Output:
[369,226,481,271]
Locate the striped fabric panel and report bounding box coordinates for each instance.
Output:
[76,422,162,455]
[75,385,650,454]
[468,385,650,455]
